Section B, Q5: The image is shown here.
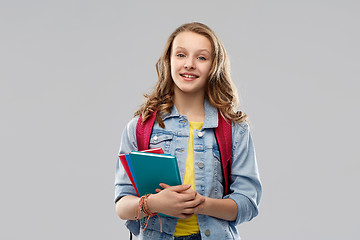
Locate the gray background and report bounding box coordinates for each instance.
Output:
[1,0,359,239]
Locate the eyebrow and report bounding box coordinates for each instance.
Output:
[174,46,211,55]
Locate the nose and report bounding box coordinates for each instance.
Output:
[184,58,195,69]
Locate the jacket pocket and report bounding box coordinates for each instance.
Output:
[149,132,173,153]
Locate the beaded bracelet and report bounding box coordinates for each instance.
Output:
[136,194,162,233]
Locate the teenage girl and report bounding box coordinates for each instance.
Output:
[114,22,262,240]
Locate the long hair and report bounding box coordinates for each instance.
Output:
[134,22,248,128]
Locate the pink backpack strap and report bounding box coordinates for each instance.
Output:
[136,110,158,151]
[214,112,232,196]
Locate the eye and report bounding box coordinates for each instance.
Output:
[198,56,206,61]
[176,53,185,58]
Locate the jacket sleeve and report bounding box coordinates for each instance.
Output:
[223,122,262,225]
[114,117,139,203]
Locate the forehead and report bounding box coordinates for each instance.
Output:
[172,31,212,53]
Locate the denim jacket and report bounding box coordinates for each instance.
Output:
[114,100,262,240]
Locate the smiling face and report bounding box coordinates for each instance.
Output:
[170,31,213,98]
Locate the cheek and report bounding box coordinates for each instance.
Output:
[200,63,212,76]
[170,60,176,78]
[170,59,181,75]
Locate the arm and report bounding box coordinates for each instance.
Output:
[116,195,141,220]
[196,197,238,221]
[116,184,205,220]
[157,184,237,221]
[224,122,262,225]
[114,118,139,213]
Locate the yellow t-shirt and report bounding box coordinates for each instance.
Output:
[174,121,203,237]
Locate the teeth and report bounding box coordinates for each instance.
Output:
[182,74,197,78]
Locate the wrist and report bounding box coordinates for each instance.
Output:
[146,194,158,214]
[198,196,210,215]
[137,194,164,233]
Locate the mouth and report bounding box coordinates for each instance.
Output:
[180,73,199,79]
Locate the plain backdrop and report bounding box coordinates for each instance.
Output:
[1,0,359,239]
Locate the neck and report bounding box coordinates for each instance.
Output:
[174,91,205,122]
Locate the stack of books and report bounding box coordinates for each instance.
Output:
[119,148,182,197]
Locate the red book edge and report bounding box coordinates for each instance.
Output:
[119,154,140,196]
[118,148,164,197]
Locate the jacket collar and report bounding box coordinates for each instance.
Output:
[161,98,218,129]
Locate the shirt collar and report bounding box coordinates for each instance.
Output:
[161,98,219,129]
[161,104,180,121]
[202,99,219,129]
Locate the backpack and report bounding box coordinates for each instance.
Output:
[136,109,233,195]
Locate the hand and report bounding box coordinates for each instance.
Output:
[158,183,206,216]
[171,184,206,216]
[147,183,205,219]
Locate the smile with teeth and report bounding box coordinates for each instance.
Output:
[180,74,199,78]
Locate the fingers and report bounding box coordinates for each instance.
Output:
[178,195,206,218]
[159,184,202,202]
[159,183,170,189]
[152,184,205,218]
[183,195,205,209]
[159,183,192,193]
[178,202,205,218]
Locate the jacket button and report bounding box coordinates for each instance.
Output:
[198,162,204,169]
[197,132,204,137]
[205,229,210,236]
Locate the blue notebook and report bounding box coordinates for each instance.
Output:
[128,151,182,196]
[124,154,138,190]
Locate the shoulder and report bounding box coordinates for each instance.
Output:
[126,115,140,128]
[128,116,140,128]
[231,121,251,145]
[232,121,250,135]
[122,116,140,139]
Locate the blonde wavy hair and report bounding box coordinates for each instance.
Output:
[134,22,248,128]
